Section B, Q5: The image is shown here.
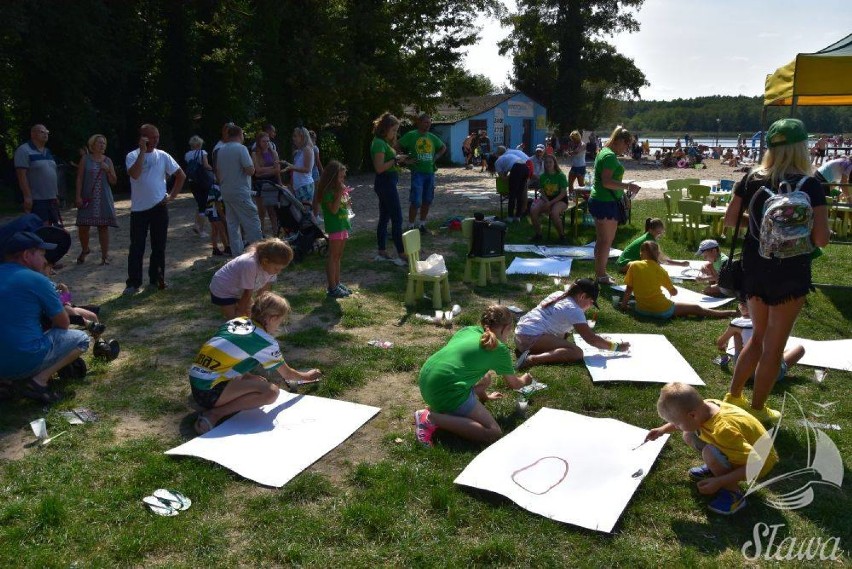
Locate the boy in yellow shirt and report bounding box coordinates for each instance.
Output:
[645,382,778,515]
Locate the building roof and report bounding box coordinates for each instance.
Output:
[428,94,516,124]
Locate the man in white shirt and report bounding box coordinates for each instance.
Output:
[215,124,261,256]
[123,124,186,295]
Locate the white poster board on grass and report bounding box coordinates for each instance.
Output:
[661,260,706,280]
[507,257,572,277]
[574,333,705,385]
[612,284,734,310]
[727,336,852,371]
[166,391,380,487]
[454,408,669,533]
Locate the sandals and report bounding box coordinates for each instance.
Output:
[76,249,90,264]
[16,377,62,404]
[596,275,617,286]
[100,256,111,266]
[194,414,214,435]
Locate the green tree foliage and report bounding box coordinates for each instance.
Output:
[499,0,648,134]
[618,96,852,134]
[0,0,499,174]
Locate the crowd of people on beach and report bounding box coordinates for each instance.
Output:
[0,112,834,516]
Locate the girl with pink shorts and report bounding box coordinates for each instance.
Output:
[314,160,352,298]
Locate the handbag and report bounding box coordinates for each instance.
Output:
[606,187,630,225]
[718,178,748,294]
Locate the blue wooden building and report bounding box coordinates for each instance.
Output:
[427,93,549,164]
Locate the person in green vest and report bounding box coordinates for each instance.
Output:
[397,113,446,233]
[314,160,353,298]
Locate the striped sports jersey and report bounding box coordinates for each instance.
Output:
[189,317,284,390]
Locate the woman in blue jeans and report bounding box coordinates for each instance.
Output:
[370,112,409,267]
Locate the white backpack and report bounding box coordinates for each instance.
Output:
[749,176,814,260]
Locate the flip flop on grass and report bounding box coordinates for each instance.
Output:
[153,489,192,511]
[142,495,178,516]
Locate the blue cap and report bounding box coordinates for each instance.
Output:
[3,231,58,255]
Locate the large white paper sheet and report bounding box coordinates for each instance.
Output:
[574,333,705,385]
[504,244,621,259]
[165,391,380,487]
[613,284,734,309]
[727,336,852,371]
[506,257,572,277]
[454,408,669,533]
[660,260,706,280]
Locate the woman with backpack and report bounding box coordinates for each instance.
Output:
[721,118,830,423]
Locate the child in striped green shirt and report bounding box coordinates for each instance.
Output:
[189,292,321,435]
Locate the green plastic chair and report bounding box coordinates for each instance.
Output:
[496,177,509,218]
[686,184,711,204]
[462,218,507,286]
[402,229,451,309]
[678,199,711,244]
[662,190,685,239]
[665,178,699,193]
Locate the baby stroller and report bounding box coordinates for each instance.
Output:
[275,189,328,262]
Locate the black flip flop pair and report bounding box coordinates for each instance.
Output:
[16,378,62,404]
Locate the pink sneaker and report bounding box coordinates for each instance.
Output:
[414,409,437,447]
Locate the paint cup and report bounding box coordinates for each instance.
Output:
[30,418,47,440]
[814,369,827,383]
[588,319,596,329]
[516,398,529,415]
[434,310,444,322]
[612,295,620,304]
[553,278,561,287]
[526,283,533,293]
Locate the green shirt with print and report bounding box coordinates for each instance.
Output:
[591,147,625,202]
[370,137,400,174]
[538,171,568,200]
[418,326,515,413]
[398,130,445,173]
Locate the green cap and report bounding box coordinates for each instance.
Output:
[766,118,808,148]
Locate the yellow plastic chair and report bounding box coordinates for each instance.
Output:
[462,218,508,286]
[496,177,509,218]
[663,190,685,239]
[678,199,711,244]
[403,229,451,309]
[686,184,711,204]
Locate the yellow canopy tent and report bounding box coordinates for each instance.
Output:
[764,33,852,109]
[760,34,852,155]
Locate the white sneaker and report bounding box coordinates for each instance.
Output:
[392,257,407,267]
[373,254,392,262]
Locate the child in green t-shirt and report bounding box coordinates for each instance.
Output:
[696,239,730,297]
[315,160,353,298]
[616,218,687,273]
[414,306,533,447]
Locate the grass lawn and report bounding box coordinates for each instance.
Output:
[1,198,849,567]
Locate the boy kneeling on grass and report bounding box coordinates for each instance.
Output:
[189,292,321,435]
[644,382,778,515]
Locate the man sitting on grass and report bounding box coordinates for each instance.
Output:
[0,231,90,403]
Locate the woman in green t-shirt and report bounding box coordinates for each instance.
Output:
[370,112,409,267]
[589,126,642,285]
[414,306,532,447]
[314,160,352,298]
[530,154,570,242]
